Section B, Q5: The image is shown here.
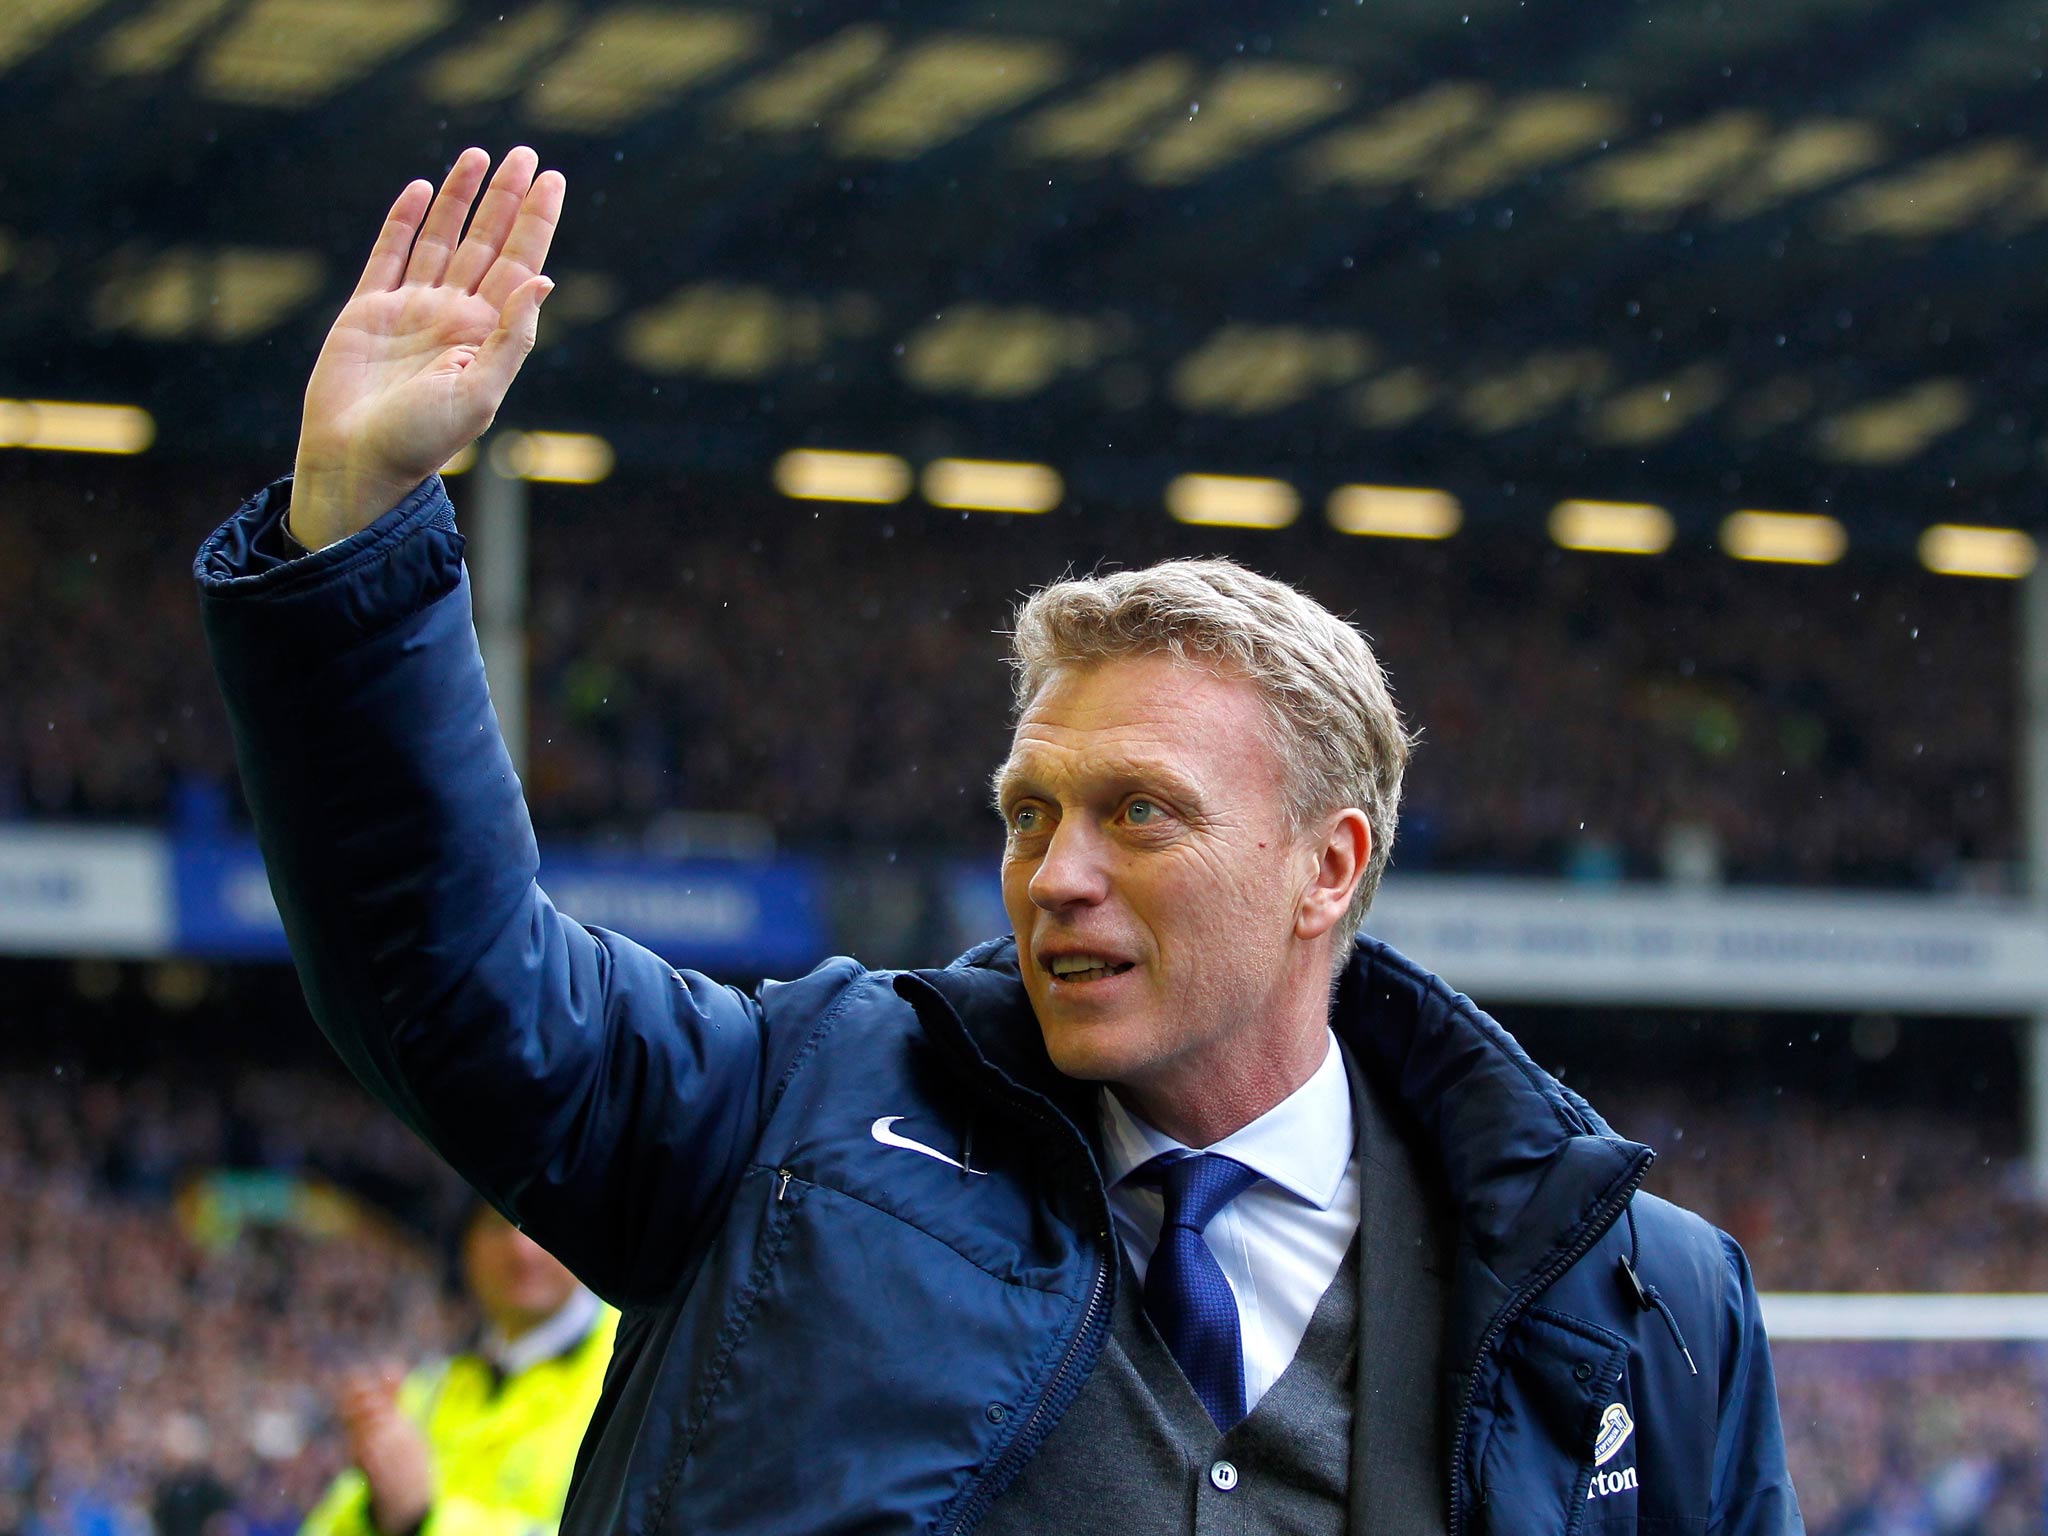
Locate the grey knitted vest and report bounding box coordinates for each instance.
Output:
[977,1230,1359,1536]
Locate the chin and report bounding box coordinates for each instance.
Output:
[1034,1012,1157,1086]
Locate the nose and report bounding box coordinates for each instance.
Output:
[1028,815,1110,912]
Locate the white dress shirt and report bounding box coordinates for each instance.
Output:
[1098,1033,1362,1413]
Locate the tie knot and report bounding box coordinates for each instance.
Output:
[1150,1152,1263,1234]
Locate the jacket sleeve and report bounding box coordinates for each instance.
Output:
[1708,1234,1805,1536]
[196,477,809,1304]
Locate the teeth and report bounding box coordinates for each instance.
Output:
[1048,956,1129,980]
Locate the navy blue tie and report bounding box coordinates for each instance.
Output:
[1141,1152,1264,1431]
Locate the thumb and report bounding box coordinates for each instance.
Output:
[467,275,554,411]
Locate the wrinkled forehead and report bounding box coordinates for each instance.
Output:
[1011,645,1245,717]
[994,654,1285,805]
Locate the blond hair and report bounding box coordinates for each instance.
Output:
[1006,558,1411,951]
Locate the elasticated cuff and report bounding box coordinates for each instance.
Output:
[194,475,465,684]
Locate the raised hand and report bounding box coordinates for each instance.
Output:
[338,1366,435,1535]
[290,146,566,550]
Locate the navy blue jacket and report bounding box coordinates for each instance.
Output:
[197,477,1802,1535]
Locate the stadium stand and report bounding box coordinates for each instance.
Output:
[1774,1342,2043,1536]
[0,463,2021,892]
[0,1062,468,1536]
[0,976,2040,1536]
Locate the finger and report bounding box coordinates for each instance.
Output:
[466,276,553,412]
[339,1367,398,1411]
[338,1399,380,1434]
[477,169,566,311]
[351,180,433,298]
[403,147,492,288]
[445,146,538,296]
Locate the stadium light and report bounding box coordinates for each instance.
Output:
[0,399,154,455]
[490,431,614,485]
[1166,474,1300,530]
[440,442,478,476]
[1548,499,1673,555]
[922,458,1063,514]
[1917,523,2038,580]
[1720,510,1848,566]
[774,448,912,504]
[1327,485,1462,540]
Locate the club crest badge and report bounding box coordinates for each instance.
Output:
[1593,1402,1635,1467]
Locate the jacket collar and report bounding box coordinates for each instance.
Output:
[901,932,1652,1303]
[896,938,1100,1133]
[1333,934,1652,1299]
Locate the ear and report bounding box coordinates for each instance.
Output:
[1295,808,1371,942]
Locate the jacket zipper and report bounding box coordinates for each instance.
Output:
[1447,1150,1654,1536]
[908,989,1115,1534]
[936,1247,1109,1536]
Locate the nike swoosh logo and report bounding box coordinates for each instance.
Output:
[871,1117,987,1175]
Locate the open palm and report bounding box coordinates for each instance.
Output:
[293,147,565,547]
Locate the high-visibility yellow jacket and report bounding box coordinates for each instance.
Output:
[300,1307,617,1536]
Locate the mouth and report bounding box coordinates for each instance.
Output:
[1042,954,1137,986]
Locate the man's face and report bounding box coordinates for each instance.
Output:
[462,1209,580,1337]
[997,653,1317,1102]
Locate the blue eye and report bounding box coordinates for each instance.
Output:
[1127,799,1159,824]
[1010,805,1041,832]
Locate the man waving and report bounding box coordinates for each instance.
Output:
[198,148,1801,1535]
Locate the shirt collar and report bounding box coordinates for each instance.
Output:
[1097,1032,1354,1211]
[483,1286,601,1377]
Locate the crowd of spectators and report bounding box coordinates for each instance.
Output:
[0,463,2022,891]
[1628,1089,2048,1294]
[3,1044,2043,1536]
[0,476,236,829]
[1775,1343,2045,1536]
[0,1067,467,1536]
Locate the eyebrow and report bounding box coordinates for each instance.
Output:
[989,762,1019,814]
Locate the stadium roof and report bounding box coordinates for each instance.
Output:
[3,0,2046,546]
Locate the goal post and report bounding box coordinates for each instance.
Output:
[1762,1292,2048,1341]
[1760,1294,2047,1532]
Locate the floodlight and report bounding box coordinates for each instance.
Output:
[1549,499,1673,555]
[1327,485,1462,539]
[774,449,912,504]
[1165,474,1300,529]
[922,459,1062,514]
[1721,510,1848,566]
